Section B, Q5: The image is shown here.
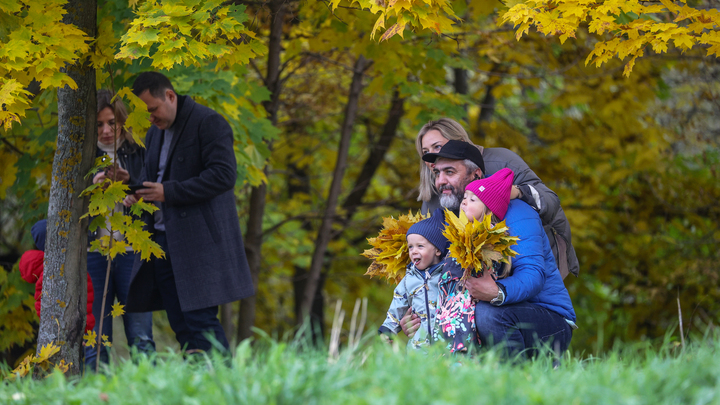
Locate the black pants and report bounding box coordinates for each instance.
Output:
[154,232,229,352]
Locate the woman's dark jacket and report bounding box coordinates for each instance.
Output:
[89,141,145,244]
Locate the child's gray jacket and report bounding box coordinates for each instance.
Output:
[378,261,446,349]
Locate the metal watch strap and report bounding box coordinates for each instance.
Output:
[490,282,505,306]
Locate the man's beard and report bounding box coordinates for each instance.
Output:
[438,185,464,211]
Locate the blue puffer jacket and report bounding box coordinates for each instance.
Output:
[497,200,576,322]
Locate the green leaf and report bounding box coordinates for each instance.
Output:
[129,198,158,217]
[88,215,106,232]
[87,181,127,215]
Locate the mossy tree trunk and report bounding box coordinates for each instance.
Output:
[36,0,97,376]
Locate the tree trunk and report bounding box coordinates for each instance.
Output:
[237,181,265,342]
[337,90,404,229]
[297,91,403,341]
[293,266,326,343]
[476,83,496,142]
[237,0,286,342]
[37,0,96,376]
[453,68,468,95]
[298,55,372,324]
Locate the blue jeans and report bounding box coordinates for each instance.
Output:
[474,301,572,359]
[154,232,229,352]
[85,251,155,368]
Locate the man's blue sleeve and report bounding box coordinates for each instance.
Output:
[496,204,546,304]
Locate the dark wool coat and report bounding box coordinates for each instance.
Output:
[126,96,254,312]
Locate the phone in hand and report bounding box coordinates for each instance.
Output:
[126,184,147,194]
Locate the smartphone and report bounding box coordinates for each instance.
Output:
[126,184,147,194]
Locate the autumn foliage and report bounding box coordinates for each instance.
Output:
[362,210,428,284]
[442,210,519,281]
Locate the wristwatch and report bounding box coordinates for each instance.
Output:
[490,283,506,306]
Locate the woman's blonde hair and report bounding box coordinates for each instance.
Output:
[415,118,477,201]
[97,89,134,144]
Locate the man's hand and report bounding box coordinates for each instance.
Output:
[400,307,421,338]
[136,182,165,202]
[465,270,500,302]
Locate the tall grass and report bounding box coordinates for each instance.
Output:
[2,330,719,405]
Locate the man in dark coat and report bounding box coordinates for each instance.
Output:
[124,72,254,352]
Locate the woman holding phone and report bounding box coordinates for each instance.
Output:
[85,89,155,369]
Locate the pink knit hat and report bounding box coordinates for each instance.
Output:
[464,168,515,220]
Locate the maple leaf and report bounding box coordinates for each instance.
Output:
[116,88,150,147]
[34,342,61,364]
[86,181,127,217]
[0,79,32,130]
[380,23,406,41]
[54,359,71,374]
[111,303,126,318]
[673,33,695,50]
[101,335,112,347]
[361,210,428,283]
[9,354,34,379]
[129,198,159,217]
[89,236,111,256]
[442,209,519,281]
[109,241,130,259]
[84,330,97,348]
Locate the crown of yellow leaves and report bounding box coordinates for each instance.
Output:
[361,210,428,284]
[442,209,520,282]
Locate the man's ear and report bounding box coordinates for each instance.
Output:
[166,89,176,104]
[473,168,484,180]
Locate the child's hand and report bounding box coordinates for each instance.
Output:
[400,308,421,338]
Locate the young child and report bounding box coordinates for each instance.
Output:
[378,208,449,349]
[434,168,515,353]
[19,219,96,333]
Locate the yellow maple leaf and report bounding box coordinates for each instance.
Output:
[443,209,519,281]
[110,303,126,318]
[54,359,71,374]
[8,354,34,379]
[101,335,112,347]
[380,22,406,41]
[83,330,97,348]
[34,342,61,364]
[361,210,428,283]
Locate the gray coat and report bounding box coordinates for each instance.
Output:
[127,96,255,312]
[421,147,579,278]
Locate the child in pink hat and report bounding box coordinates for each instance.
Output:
[434,168,515,354]
[462,167,514,222]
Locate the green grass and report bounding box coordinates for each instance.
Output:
[2,334,719,405]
